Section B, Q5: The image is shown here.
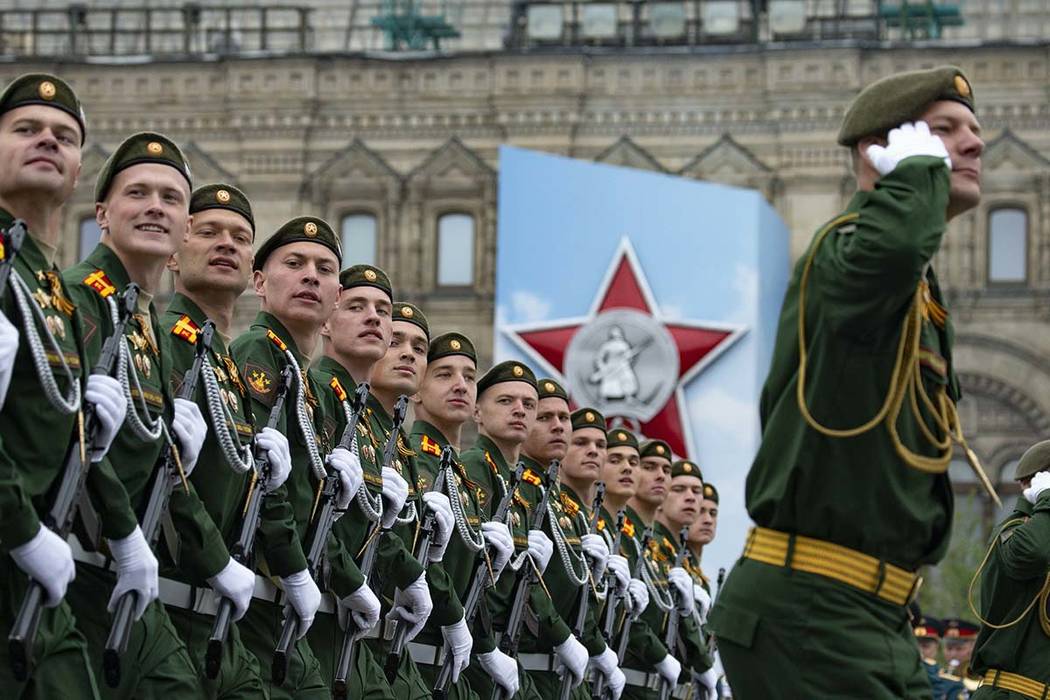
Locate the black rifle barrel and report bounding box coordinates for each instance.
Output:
[658,527,691,700]
[8,284,139,682]
[592,508,626,700]
[0,219,27,296]
[613,526,653,665]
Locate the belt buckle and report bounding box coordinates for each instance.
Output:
[906,574,924,605]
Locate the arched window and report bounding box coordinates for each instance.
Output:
[988,207,1027,283]
[340,213,377,267]
[79,216,102,261]
[437,213,475,287]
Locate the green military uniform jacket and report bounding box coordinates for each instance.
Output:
[645,521,711,673]
[970,494,1050,685]
[619,506,671,669]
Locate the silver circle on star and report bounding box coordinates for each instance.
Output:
[564,308,679,423]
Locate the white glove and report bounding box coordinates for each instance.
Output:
[480,521,513,579]
[172,397,206,478]
[106,525,159,621]
[207,557,255,622]
[327,447,363,513]
[667,567,695,616]
[10,525,75,607]
[440,616,473,683]
[590,646,625,700]
[386,572,432,642]
[626,579,649,619]
[865,121,951,176]
[693,584,712,623]
[1024,471,1050,504]
[581,533,610,578]
[476,649,519,696]
[280,569,322,639]
[606,554,630,592]
[255,427,291,492]
[527,529,554,574]
[554,635,589,688]
[697,667,718,699]
[85,374,126,462]
[422,491,454,563]
[655,654,681,687]
[338,584,381,636]
[380,466,409,528]
[0,310,18,409]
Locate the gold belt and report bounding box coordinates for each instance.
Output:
[981,670,1050,700]
[741,527,921,606]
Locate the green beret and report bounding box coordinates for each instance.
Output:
[393,302,429,341]
[95,131,192,202]
[537,378,568,402]
[1015,440,1050,481]
[190,184,254,234]
[571,408,606,434]
[671,459,702,481]
[607,428,639,451]
[0,73,86,143]
[253,216,341,272]
[428,332,476,365]
[838,65,975,146]
[702,483,719,504]
[340,264,392,301]
[478,360,537,397]
[640,439,672,461]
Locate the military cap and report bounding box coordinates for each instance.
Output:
[253,216,341,272]
[393,302,429,340]
[0,73,86,143]
[671,459,702,481]
[571,408,606,434]
[95,131,192,202]
[478,360,537,397]
[640,439,673,462]
[942,619,978,641]
[190,184,254,234]
[340,264,392,301]
[913,616,942,640]
[838,65,975,146]
[537,377,568,403]
[702,482,719,504]
[428,332,476,365]
[607,428,639,451]
[1015,440,1050,481]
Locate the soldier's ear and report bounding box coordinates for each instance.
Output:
[410,392,423,406]
[95,201,109,236]
[252,269,266,299]
[167,252,179,274]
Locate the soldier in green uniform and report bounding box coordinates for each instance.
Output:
[62,132,218,698]
[0,73,128,698]
[229,216,363,699]
[914,617,969,700]
[686,483,718,584]
[408,331,516,700]
[709,65,986,699]
[162,183,293,697]
[942,619,979,692]
[968,441,1050,699]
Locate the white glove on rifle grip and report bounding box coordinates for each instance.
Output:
[590,646,625,700]
[626,578,649,619]
[380,466,409,528]
[480,521,514,578]
[580,533,609,579]
[11,525,75,607]
[85,374,126,462]
[339,584,381,636]
[554,635,589,688]
[255,427,292,492]
[440,616,473,683]
[476,649,519,696]
[655,654,681,687]
[423,491,454,563]
[386,572,433,642]
[327,446,363,513]
[527,529,554,574]
[172,397,207,477]
[280,569,322,639]
[667,567,695,615]
[207,557,255,622]
[106,525,159,621]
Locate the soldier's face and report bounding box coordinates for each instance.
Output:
[918,100,983,218]
[562,428,607,484]
[98,163,190,262]
[0,105,81,204]
[475,383,538,446]
[689,498,718,546]
[601,446,638,500]
[322,287,392,364]
[662,475,703,527]
[369,321,428,397]
[416,355,477,426]
[254,241,340,329]
[171,208,253,297]
[634,456,671,506]
[523,397,570,462]
[943,639,973,665]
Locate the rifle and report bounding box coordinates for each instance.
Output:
[102,320,215,687]
[489,460,560,700]
[384,447,452,682]
[432,462,523,700]
[8,284,139,682]
[658,527,690,700]
[612,527,653,669]
[558,481,605,700]
[591,508,626,700]
[203,365,296,678]
[331,394,409,698]
[272,382,373,686]
[0,219,27,295]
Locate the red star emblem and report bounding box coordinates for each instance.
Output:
[504,239,745,457]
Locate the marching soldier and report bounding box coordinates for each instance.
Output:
[0,73,126,696]
[686,483,719,583]
[914,617,968,700]
[62,132,215,697]
[709,65,985,698]
[229,216,363,698]
[942,618,978,687]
